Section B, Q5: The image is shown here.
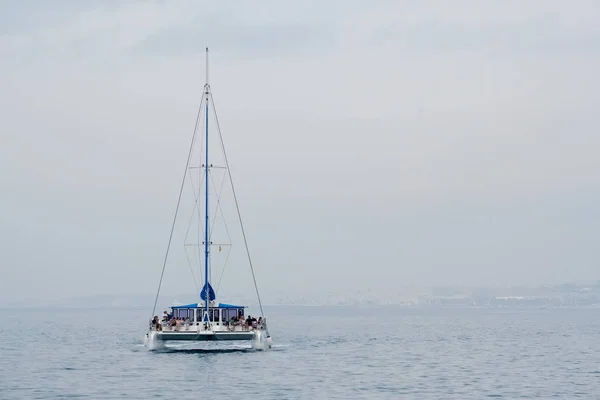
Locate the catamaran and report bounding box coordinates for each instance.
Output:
[144,48,272,350]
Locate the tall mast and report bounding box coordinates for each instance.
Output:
[204,46,210,320]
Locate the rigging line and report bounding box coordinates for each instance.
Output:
[149,94,206,322]
[183,108,206,286]
[209,170,232,295]
[216,163,232,244]
[208,167,233,246]
[193,166,205,282]
[209,92,268,326]
[208,168,234,297]
[183,245,200,294]
[209,168,233,294]
[215,245,233,295]
[207,168,219,239]
[183,171,205,247]
[183,173,197,243]
[183,170,206,288]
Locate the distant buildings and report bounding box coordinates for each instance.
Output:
[5,282,600,308]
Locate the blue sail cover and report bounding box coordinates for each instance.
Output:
[200,281,216,302]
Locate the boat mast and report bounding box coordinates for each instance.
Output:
[204,46,210,321]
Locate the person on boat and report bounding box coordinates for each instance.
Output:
[169,316,177,330]
[229,316,239,331]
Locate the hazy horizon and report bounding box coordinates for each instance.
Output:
[1,1,599,305]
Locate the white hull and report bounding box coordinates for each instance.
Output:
[144,327,272,350]
[155,330,256,341]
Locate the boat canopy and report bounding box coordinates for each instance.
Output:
[171,302,246,309]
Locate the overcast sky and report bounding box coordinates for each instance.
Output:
[1,0,599,305]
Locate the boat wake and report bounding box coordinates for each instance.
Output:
[143,332,166,351]
[149,345,286,354]
[151,347,253,354]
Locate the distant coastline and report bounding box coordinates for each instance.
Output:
[3,282,600,309]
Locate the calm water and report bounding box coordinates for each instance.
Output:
[1,306,599,399]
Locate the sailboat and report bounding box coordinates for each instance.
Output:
[144,48,272,350]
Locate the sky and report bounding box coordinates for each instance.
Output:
[1,0,599,305]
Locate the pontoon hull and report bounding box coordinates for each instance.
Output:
[155,331,256,341]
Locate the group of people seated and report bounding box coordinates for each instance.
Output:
[228,315,263,331]
[149,310,265,332]
[150,311,190,331]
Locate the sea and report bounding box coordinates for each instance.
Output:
[1,305,599,399]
